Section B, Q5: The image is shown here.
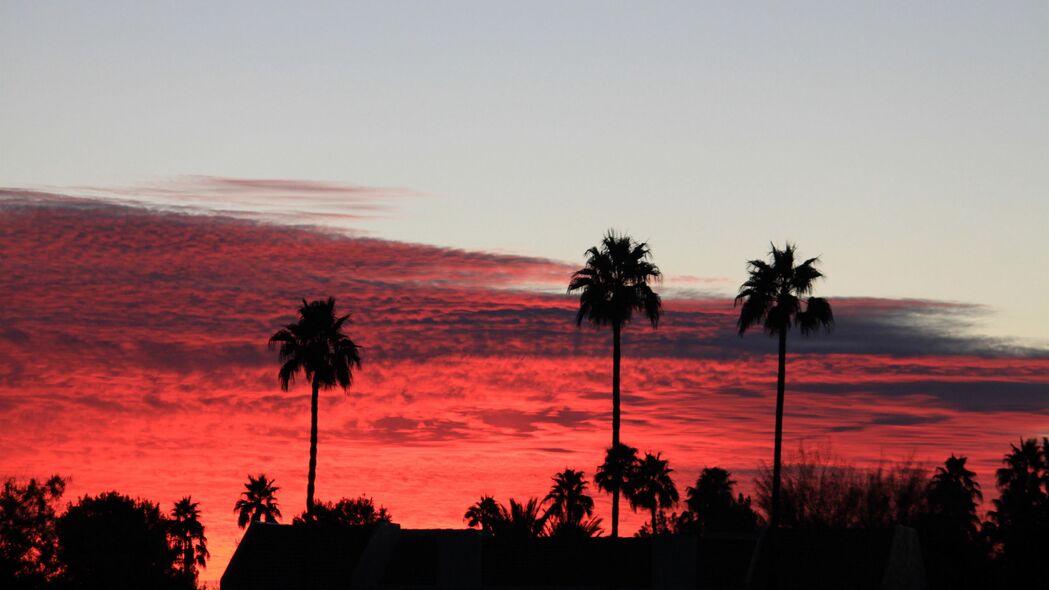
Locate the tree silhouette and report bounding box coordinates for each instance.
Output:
[679,467,757,534]
[491,498,548,541]
[269,297,362,518]
[169,497,208,585]
[0,475,65,588]
[986,438,1049,586]
[926,455,982,540]
[921,455,987,590]
[568,231,662,537]
[293,496,392,526]
[735,243,832,530]
[544,469,595,528]
[464,495,502,535]
[595,443,640,537]
[627,452,679,535]
[57,492,182,590]
[234,474,282,529]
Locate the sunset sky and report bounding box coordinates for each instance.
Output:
[1,1,1047,584]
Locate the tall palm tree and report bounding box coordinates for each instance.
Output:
[269,297,362,518]
[735,243,832,530]
[169,496,209,582]
[544,469,596,529]
[628,452,679,535]
[464,495,503,535]
[568,231,662,537]
[594,443,640,537]
[234,474,282,529]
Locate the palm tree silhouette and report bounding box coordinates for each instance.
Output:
[169,496,209,582]
[594,443,640,537]
[568,231,662,537]
[987,437,1049,584]
[234,474,282,529]
[628,452,679,535]
[269,297,362,518]
[544,469,596,529]
[493,498,548,541]
[735,243,832,530]
[681,467,757,533]
[927,455,982,539]
[464,495,502,534]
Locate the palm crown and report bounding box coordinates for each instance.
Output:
[735,243,833,336]
[269,297,362,391]
[628,452,679,534]
[170,496,209,576]
[234,474,282,529]
[568,231,662,328]
[544,469,595,527]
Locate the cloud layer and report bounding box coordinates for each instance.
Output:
[1,192,1046,582]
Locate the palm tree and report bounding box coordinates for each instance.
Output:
[234,474,282,529]
[681,467,757,533]
[492,498,548,541]
[269,297,362,518]
[568,231,662,537]
[464,495,502,534]
[594,443,640,537]
[735,243,832,530]
[987,438,1049,583]
[169,496,209,583]
[927,455,982,538]
[544,469,596,529]
[627,452,679,535]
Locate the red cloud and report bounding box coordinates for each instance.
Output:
[1,194,1046,583]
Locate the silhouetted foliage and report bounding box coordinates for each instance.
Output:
[169,496,208,585]
[754,447,927,529]
[56,492,185,590]
[544,469,602,539]
[491,498,548,541]
[626,452,678,535]
[293,495,392,526]
[595,443,640,538]
[918,455,989,590]
[677,467,757,534]
[0,475,65,589]
[234,474,282,529]
[568,230,662,536]
[986,438,1049,587]
[544,469,594,527]
[735,243,832,530]
[464,495,501,535]
[270,297,362,517]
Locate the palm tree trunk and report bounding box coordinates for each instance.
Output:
[307,378,320,518]
[651,506,658,535]
[770,329,787,530]
[611,321,622,538]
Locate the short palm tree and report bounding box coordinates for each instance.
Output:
[628,452,679,535]
[927,455,982,538]
[270,297,362,518]
[594,443,640,537]
[493,498,548,541]
[544,469,596,529]
[169,496,209,582]
[735,243,832,530]
[464,495,502,534]
[569,231,662,537]
[234,474,282,529]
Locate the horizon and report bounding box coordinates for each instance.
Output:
[1,2,1047,587]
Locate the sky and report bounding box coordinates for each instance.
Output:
[1,1,1047,585]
